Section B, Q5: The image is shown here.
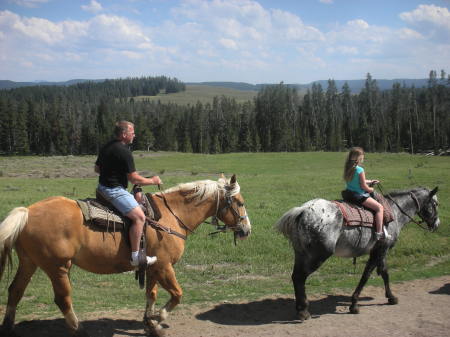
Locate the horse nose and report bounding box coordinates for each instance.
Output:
[235,229,250,240]
[433,218,440,231]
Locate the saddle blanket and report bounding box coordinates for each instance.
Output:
[76,198,128,231]
[333,192,394,227]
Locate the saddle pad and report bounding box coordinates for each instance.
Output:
[77,199,127,231]
[334,192,394,227]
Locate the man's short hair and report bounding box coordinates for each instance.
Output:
[114,121,134,138]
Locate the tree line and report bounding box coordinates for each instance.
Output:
[0,71,448,156]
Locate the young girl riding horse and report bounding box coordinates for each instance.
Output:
[342,147,391,241]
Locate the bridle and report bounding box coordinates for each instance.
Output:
[378,183,437,231]
[207,190,249,242]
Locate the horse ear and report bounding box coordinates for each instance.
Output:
[430,186,438,197]
[230,174,237,184]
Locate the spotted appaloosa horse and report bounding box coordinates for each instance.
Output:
[0,174,251,337]
[275,187,439,320]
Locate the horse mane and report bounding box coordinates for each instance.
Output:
[158,178,240,203]
[384,186,428,198]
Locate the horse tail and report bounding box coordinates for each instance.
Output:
[0,207,29,281]
[274,205,308,242]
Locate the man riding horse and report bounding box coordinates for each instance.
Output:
[95,120,162,268]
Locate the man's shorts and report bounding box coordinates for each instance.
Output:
[97,184,139,215]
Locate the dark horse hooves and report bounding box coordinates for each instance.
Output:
[349,304,360,314]
[388,297,399,305]
[297,310,311,321]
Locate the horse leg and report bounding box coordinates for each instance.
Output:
[377,256,398,305]
[292,250,331,321]
[1,253,37,334]
[46,261,89,337]
[143,273,159,336]
[350,247,382,314]
[145,264,182,337]
[292,258,309,321]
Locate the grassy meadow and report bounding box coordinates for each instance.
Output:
[0,152,449,320]
[134,84,257,105]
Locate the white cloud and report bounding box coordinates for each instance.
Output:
[1,10,65,44]
[81,0,103,14]
[327,46,359,55]
[319,0,334,4]
[347,19,369,30]
[219,38,238,49]
[397,28,424,40]
[271,9,324,41]
[121,50,144,60]
[89,14,150,45]
[400,4,450,30]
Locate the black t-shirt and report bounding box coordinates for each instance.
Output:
[95,139,136,188]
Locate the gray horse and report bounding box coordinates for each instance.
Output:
[275,187,440,320]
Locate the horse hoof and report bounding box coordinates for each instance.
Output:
[388,297,399,305]
[349,305,360,314]
[297,310,311,321]
[145,324,165,337]
[73,327,90,337]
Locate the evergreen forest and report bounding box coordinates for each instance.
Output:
[0,72,449,156]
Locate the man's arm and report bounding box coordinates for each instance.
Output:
[127,171,162,186]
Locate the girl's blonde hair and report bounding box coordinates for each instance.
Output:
[343,147,365,182]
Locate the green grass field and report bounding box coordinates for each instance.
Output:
[0,152,449,320]
[134,85,257,105]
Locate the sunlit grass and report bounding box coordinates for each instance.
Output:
[0,152,449,321]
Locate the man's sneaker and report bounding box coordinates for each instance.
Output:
[130,255,157,267]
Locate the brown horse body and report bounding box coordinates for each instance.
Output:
[0,175,251,336]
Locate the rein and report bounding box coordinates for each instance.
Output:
[377,183,429,231]
[155,185,194,239]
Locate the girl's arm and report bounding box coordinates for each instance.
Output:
[359,171,374,193]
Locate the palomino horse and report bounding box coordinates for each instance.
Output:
[275,187,439,320]
[0,174,251,337]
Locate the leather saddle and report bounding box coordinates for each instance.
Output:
[76,191,161,233]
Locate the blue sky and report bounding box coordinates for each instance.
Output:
[1,0,449,83]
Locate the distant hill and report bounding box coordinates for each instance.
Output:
[189,79,432,93]
[0,78,437,93]
[0,79,105,90]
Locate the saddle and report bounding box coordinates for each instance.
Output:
[333,192,394,227]
[76,192,161,233]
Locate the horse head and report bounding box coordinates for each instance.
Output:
[416,187,440,232]
[216,174,251,240]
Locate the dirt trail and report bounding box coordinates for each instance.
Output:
[10,276,450,337]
